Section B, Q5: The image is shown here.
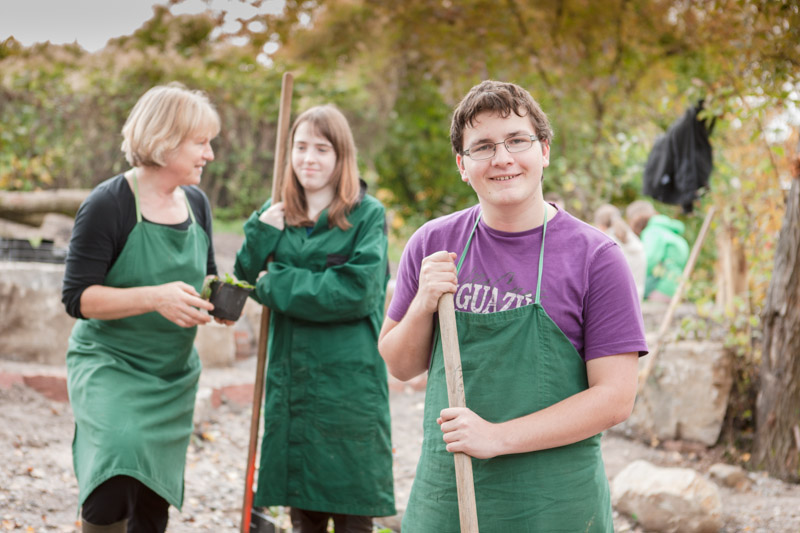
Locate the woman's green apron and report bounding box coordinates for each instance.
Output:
[67,175,208,509]
[403,210,613,532]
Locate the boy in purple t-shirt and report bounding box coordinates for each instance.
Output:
[379,80,648,532]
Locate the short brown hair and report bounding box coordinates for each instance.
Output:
[594,203,621,230]
[282,105,360,231]
[450,80,553,155]
[625,200,657,236]
[121,83,220,167]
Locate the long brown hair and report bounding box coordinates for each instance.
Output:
[281,105,360,230]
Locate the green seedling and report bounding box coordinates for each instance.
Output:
[201,273,254,300]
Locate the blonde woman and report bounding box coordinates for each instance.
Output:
[62,84,221,532]
[594,203,647,301]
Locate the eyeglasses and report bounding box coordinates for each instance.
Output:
[463,134,540,161]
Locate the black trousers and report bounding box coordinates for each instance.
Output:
[82,475,169,533]
[290,507,373,533]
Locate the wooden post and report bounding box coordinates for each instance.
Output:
[438,293,479,533]
[241,71,294,533]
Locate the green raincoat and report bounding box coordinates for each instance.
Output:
[234,189,395,517]
[641,214,689,298]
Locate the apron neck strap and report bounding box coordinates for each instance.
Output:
[184,191,196,224]
[456,212,482,275]
[535,206,548,305]
[132,169,142,223]
[131,169,196,225]
[458,205,549,304]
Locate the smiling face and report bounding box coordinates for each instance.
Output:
[291,121,338,199]
[162,130,215,185]
[456,111,550,218]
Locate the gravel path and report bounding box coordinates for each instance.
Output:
[3,355,800,532]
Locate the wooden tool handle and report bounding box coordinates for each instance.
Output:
[638,205,716,393]
[271,72,294,203]
[241,71,294,533]
[438,292,480,533]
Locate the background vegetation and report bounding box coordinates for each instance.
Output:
[1,0,799,469]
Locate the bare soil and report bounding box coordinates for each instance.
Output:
[2,232,800,532]
[3,356,800,532]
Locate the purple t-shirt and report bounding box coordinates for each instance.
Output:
[387,204,648,361]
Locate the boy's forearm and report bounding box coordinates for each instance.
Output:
[379,301,436,381]
[493,353,638,454]
[495,385,633,454]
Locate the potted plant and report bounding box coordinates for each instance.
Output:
[201,273,254,321]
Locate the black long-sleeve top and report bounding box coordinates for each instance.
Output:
[62,174,218,319]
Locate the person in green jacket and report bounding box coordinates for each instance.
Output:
[234,105,395,532]
[626,199,690,301]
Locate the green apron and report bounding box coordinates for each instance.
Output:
[66,175,207,510]
[403,211,613,532]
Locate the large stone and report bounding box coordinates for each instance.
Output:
[620,340,733,446]
[1,261,237,369]
[612,460,723,533]
[708,462,752,491]
[0,262,74,364]
[194,321,236,368]
[241,297,264,352]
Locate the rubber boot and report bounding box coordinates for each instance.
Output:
[81,519,128,533]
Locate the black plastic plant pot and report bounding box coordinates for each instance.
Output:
[208,280,253,321]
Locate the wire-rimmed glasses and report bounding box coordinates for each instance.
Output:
[463,134,540,161]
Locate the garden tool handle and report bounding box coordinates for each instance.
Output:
[242,71,294,533]
[637,205,716,394]
[438,292,480,533]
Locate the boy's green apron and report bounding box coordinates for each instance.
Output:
[403,210,613,532]
[66,174,207,510]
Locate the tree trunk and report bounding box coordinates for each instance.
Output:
[0,189,90,225]
[754,174,800,482]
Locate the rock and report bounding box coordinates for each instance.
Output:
[241,297,264,350]
[709,462,752,491]
[612,459,723,533]
[621,340,733,446]
[37,213,75,248]
[0,262,74,364]
[195,321,236,368]
[193,387,214,425]
[0,213,74,248]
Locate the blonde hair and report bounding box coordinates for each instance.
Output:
[121,83,220,167]
[282,105,360,231]
[595,203,633,243]
[594,204,621,230]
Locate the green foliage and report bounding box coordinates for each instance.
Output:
[0,8,289,222]
[373,79,468,233]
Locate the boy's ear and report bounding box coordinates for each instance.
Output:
[541,140,551,167]
[456,154,469,182]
